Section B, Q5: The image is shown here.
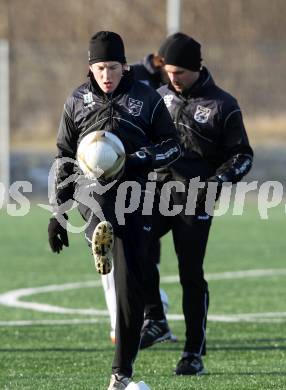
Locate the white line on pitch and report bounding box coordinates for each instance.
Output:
[161,268,286,283]
[0,280,109,315]
[0,269,285,320]
[0,312,286,327]
[0,318,109,326]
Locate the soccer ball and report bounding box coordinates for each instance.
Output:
[77,130,125,180]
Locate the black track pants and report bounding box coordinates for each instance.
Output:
[144,161,214,354]
[78,186,152,377]
[172,213,212,355]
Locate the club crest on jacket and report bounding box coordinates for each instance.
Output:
[128,98,143,116]
[83,92,95,107]
[163,94,174,108]
[194,105,211,123]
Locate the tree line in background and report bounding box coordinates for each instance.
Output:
[0,0,285,144]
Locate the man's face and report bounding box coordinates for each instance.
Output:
[90,61,125,93]
[164,64,199,93]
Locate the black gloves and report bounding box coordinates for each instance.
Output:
[125,151,152,176]
[197,176,223,206]
[48,213,69,253]
[195,176,223,215]
[196,154,252,213]
[215,154,252,184]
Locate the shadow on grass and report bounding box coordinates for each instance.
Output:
[144,340,286,352]
[205,371,286,376]
[1,337,286,353]
[209,345,286,351]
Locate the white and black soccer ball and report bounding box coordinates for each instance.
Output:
[77,130,125,180]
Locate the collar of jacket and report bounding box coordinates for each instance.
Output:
[169,66,215,99]
[88,68,134,99]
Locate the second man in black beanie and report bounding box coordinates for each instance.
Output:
[164,34,202,72]
[140,31,253,379]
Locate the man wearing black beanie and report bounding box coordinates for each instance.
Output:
[88,31,127,94]
[163,34,202,72]
[89,31,126,65]
[47,31,181,389]
[131,32,189,90]
[140,33,253,376]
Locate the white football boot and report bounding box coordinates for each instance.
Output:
[107,374,131,390]
[126,381,152,389]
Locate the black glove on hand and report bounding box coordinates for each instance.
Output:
[125,151,152,176]
[48,213,69,253]
[196,176,223,212]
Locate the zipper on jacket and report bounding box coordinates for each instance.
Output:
[107,93,113,129]
[174,98,186,125]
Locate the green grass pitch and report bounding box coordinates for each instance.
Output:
[0,201,285,389]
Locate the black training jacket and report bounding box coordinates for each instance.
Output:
[53,70,180,206]
[157,67,253,182]
[131,54,163,90]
